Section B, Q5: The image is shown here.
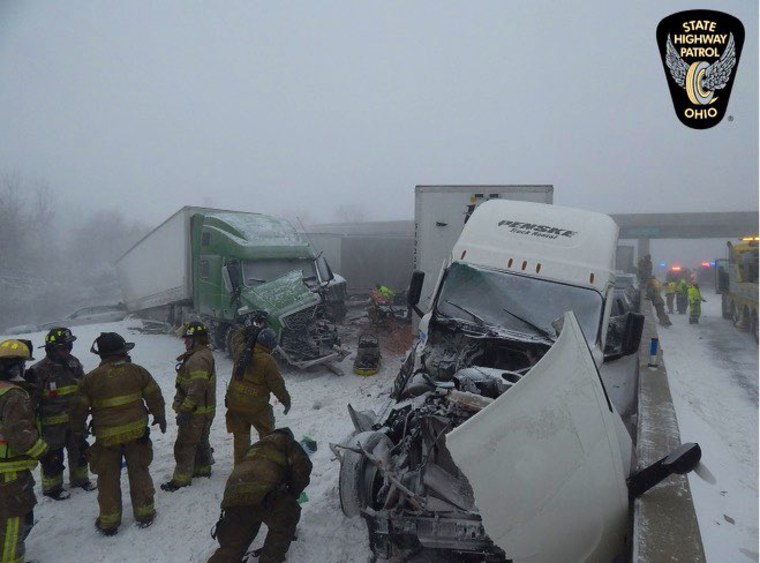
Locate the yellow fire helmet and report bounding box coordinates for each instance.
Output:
[0,339,32,361]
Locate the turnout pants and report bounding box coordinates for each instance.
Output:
[172,414,214,485]
[207,493,301,563]
[40,425,89,493]
[88,434,155,531]
[666,293,675,314]
[0,510,34,563]
[226,407,274,465]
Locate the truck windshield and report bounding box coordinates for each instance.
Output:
[242,259,318,286]
[436,262,603,345]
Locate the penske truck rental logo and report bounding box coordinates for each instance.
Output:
[657,10,744,129]
[498,220,577,240]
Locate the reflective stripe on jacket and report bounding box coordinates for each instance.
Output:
[72,358,166,446]
[0,382,47,473]
[173,345,216,416]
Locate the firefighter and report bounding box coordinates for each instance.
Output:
[161,321,216,492]
[226,327,290,465]
[665,279,678,315]
[688,282,707,324]
[637,254,653,285]
[207,427,312,563]
[25,327,95,500]
[71,332,166,535]
[0,339,48,563]
[676,277,690,314]
[646,276,672,327]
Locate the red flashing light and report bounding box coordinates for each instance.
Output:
[700,261,711,268]
[670,265,682,272]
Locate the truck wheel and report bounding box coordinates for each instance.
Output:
[338,431,392,517]
[722,296,731,319]
[731,303,740,327]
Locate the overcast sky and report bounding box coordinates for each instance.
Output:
[0,1,756,264]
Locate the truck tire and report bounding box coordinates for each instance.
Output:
[722,296,731,319]
[338,431,391,518]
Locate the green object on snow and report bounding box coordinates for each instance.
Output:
[297,491,309,504]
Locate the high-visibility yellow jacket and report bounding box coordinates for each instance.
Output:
[687,285,704,305]
[665,281,678,295]
[72,357,166,446]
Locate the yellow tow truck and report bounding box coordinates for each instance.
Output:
[715,236,759,342]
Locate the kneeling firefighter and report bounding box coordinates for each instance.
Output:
[207,428,312,563]
[0,339,49,563]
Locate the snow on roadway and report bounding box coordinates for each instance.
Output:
[656,296,759,563]
[3,319,386,563]
[4,299,757,563]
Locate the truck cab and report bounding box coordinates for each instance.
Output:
[338,200,650,562]
[191,211,346,368]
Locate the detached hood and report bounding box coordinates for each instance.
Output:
[242,269,319,316]
[446,311,630,563]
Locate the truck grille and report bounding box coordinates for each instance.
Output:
[282,306,318,332]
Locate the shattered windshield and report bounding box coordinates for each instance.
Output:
[436,262,603,345]
[242,259,317,286]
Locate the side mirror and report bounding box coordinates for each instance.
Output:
[316,255,334,284]
[620,312,645,356]
[627,443,702,499]
[407,270,425,317]
[604,311,644,362]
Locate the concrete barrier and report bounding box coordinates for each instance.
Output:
[631,303,706,562]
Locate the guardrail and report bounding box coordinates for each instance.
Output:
[630,302,706,562]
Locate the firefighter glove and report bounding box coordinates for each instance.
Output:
[283,402,291,416]
[152,416,167,434]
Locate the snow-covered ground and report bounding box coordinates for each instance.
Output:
[1,297,756,562]
[656,297,759,563]
[8,319,388,562]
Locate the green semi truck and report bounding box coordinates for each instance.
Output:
[115,206,348,368]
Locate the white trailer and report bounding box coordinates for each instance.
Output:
[116,207,198,314]
[414,185,553,313]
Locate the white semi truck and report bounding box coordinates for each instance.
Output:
[414,185,553,314]
[338,200,699,562]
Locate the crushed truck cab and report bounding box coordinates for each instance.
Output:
[335,200,688,562]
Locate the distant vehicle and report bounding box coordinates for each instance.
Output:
[2,323,38,335]
[37,304,128,331]
[715,236,759,341]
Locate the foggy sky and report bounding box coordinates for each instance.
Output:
[0,1,757,267]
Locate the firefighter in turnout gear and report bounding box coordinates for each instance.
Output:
[0,339,48,563]
[226,327,291,465]
[71,332,166,535]
[25,327,95,500]
[161,321,216,492]
[207,428,312,563]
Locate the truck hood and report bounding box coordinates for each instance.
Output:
[240,269,319,316]
[446,311,630,563]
